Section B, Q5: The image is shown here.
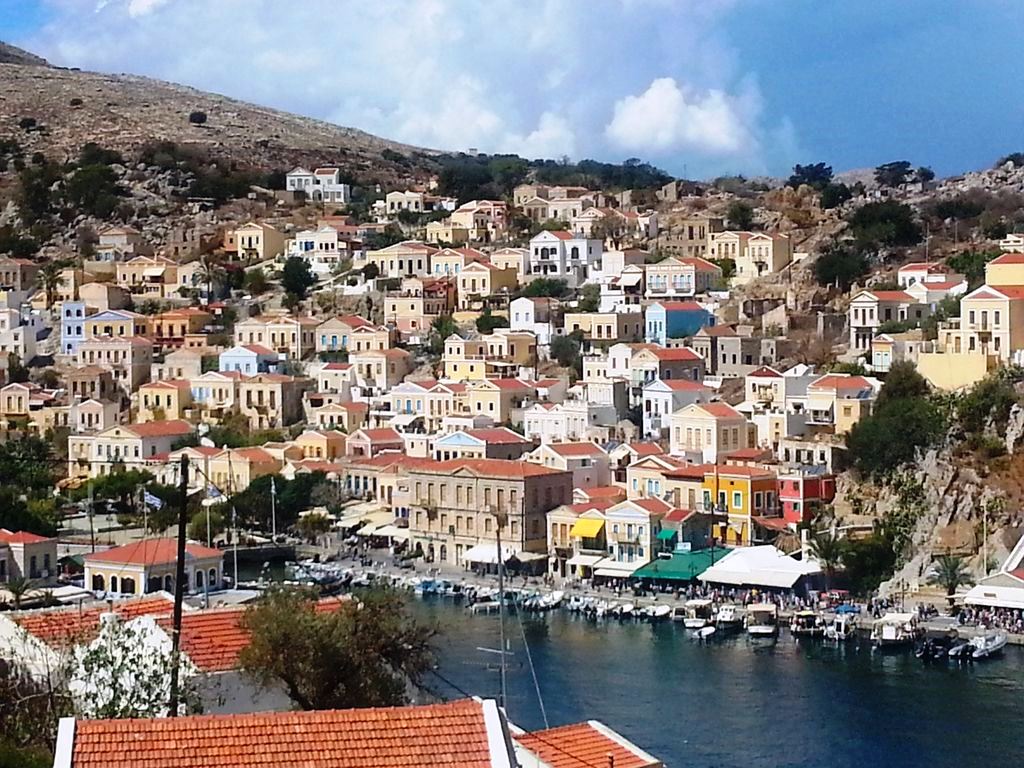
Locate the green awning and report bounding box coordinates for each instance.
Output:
[631,548,731,582]
[656,529,678,541]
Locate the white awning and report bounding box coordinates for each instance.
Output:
[143,266,166,277]
[592,558,641,578]
[374,524,409,542]
[566,553,603,568]
[514,551,547,563]
[698,545,821,589]
[464,543,517,564]
[964,584,1024,610]
[355,511,395,536]
[391,413,423,427]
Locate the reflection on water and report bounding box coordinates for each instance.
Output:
[412,598,1024,768]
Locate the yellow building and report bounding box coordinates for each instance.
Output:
[234,222,286,262]
[429,247,486,277]
[384,276,456,336]
[138,380,192,422]
[83,310,148,339]
[466,378,534,423]
[942,284,1024,361]
[364,241,437,279]
[701,465,778,546]
[83,539,223,596]
[442,331,535,381]
[457,261,518,310]
[207,446,283,494]
[563,311,644,343]
[805,374,879,434]
[985,252,1024,286]
[425,219,471,246]
[294,429,347,460]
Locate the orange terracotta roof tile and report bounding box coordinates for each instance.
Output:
[70,699,497,768]
[0,528,50,544]
[124,420,194,438]
[547,442,607,457]
[84,539,222,567]
[516,722,660,768]
[13,596,174,648]
[430,458,569,479]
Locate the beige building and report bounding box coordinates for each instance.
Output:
[384,276,456,337]
[77,335,154,393]
[984,252,1024,286]
[0,258,39,292]
[115,255,200,299]
[138,380,192,422]
[84,539,222,596]
[490,248,530,281]
[940,284,1024,360]
[365,241,437,279]
[406,458,573,567]
[645,256,722,298]
[443,331,536,381]
[207,446,284,494]
[234,315,320,360]
[238,374,311,430]
[234,222,286,262]
[669,402,750,463]
[349,348,413,392]
[425,219,471,246]
[659,215,723,258]
[83,310,148,339]
[709,232,793,285]
[466,379,536,424]
[806,374,879,434]
[563,311,644,343]
[67,420,194,479]
[457,261,518,309]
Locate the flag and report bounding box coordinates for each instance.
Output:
[207,484,223,499]
[143,490,164,510]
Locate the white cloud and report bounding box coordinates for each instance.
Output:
[24,0,796,177]
[605,77,758,156]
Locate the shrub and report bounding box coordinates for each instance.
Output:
[69,97,83,107]
[18,117,36,130]
[188,110,208,124]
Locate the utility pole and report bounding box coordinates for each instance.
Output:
[494,507,507,711]
[87,481,96,553]
[168,454,189,717]
[271,476,277,541]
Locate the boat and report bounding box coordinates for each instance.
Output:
[470,600,501,614]
[915,637,952,662]
[825,610,858,642]
[790,610,826,638]
[697,625,717,641]
[671,605,688,623]
[650,604,672,621]
[715,604,743,633]
[745,603,779,637]
[870,613,920,649]
[683,599,715,630]
[947,639,973,661]
[619,603,635,618]
[970,632,1008,660]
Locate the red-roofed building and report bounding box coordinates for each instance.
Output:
[526,441,611,490]
[83,539,224,597]
[66,421,197,481]
[432,427,536,462]
[346,426,405,458]
[807,373,880,434]
[55,698,591,768]
[642,376,711,438]
[528,230,603,288]
[0,528,56,584]
[670,402,750,463]
[644,253,722,299]
[849,288,929,352]
[779,470,837,525]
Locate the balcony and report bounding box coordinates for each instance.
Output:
[806,409,834,425]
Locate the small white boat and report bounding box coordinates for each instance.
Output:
[871,613,920,649]
[619,603,635,617]
[790,610,826,638]
[970,632,1007,660]
[715,604,743,632]
[745,603,779,637]
[683,599,715,630]
[671,605,688,623]
[825,612,858,642]
[698,625,717,641]
[650,605,672,620]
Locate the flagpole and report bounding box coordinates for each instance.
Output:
[271,477,277,541]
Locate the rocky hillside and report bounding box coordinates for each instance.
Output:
[0,43,438,185]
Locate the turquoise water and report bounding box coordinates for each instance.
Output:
[413,598,1024,767]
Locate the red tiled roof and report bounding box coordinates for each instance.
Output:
[653,301,705,312]
[705,463,777,479]
[322,362,352,371]
[725,447,775,460]
[430,458,569,479]
[547,230,574,240]
[650,347,702,362]
[565,501,614,514]
[676,256,721,271]
[748,366,782,378]
[989,252,1024,265]
[631,497,672,514]
[354,427,403,443]
[124,420,194,438]
[627,442,664,457]
[662,463,714,480]
[810,374,874,391]
[13,596,174,648]
[466,427,532,444]
[661,379,708,391]
[899,262,949,272]
[483,378,533,391]
[548,442,606,457]
[0,528,50,544]
[336,314,373,328]
[84,539,222,567]
[865,290,914,302]
[580,486,626,500]
[664,508,696,523]
[987,285,1024,300]
[696,402,743,419]
[516,720,659,768]
[241,344,276,355]
[69,699,497,768]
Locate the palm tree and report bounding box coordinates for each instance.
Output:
[808,529,844,590]
[37,261,66,312]
[929,555,973,596]
[192,254,227,303]
[5,576,35,610]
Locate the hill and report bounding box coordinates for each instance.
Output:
[0,46,439,185]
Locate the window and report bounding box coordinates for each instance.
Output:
[732,491,742,509]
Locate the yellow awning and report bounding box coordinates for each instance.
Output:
[570,518,605,538]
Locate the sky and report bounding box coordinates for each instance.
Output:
[1,0,1023,180]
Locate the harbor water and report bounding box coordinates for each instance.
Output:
[412,597,1024,768]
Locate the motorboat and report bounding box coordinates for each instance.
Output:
[649,604,672,621]
[697,625,717,642]
[970,632,1008,660]
[683,599,715,630]
[745,603,779,637]
[870,613,921,649]
[825,609,859,642]
[947,639,973,661]
[619,603,636,618]
[671,605,688,623]
[715,604,743,633]
[790,610,826,638]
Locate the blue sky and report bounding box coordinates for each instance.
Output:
[2,0,1022,179]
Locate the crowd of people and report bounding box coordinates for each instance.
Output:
[956,606,1024,634]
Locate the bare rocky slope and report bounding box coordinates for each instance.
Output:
[0,43,438,184]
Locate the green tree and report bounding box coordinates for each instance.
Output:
[242,269,270,295]
[846,201,921,248]
[710,257,736,281]
[188,507,225,544]
[576,283,600,312]
[841,532,897,595]
[427,314,459,356]
[786,162,833,191]
[813,241,869,290]
[808,530,844,589]
[947,249,998,289]
[281,256,316,301]
[64,164,124,218]
[521,278,569,298]
[915,166,936,183]
[36,260,67,311]
[362,262,380,280]
[0,658,66,766]
[928,554,973,596]
[475,307,509,334]
[877,361,930,407]
[0,436,57,499]
[239,587,436,710]
[819,182,852,210]
[3,577,34,610]
[550,332,582,369]
[957,372,1018,437]
[874,160,913,188]
[845,397,945,479]
[295,513,332,543]
[726,200,754,230]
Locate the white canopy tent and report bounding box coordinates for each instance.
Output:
[464,544,518,564]
[698,545,821,590]
[592,558,641,579]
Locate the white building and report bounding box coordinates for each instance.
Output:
[641,378,710,439]
[510,296,560,347]
[285,225,353,276]
[523,400,618,443]
[285,167,351,205]
[528,231,603,288]
[0,308,38,361]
